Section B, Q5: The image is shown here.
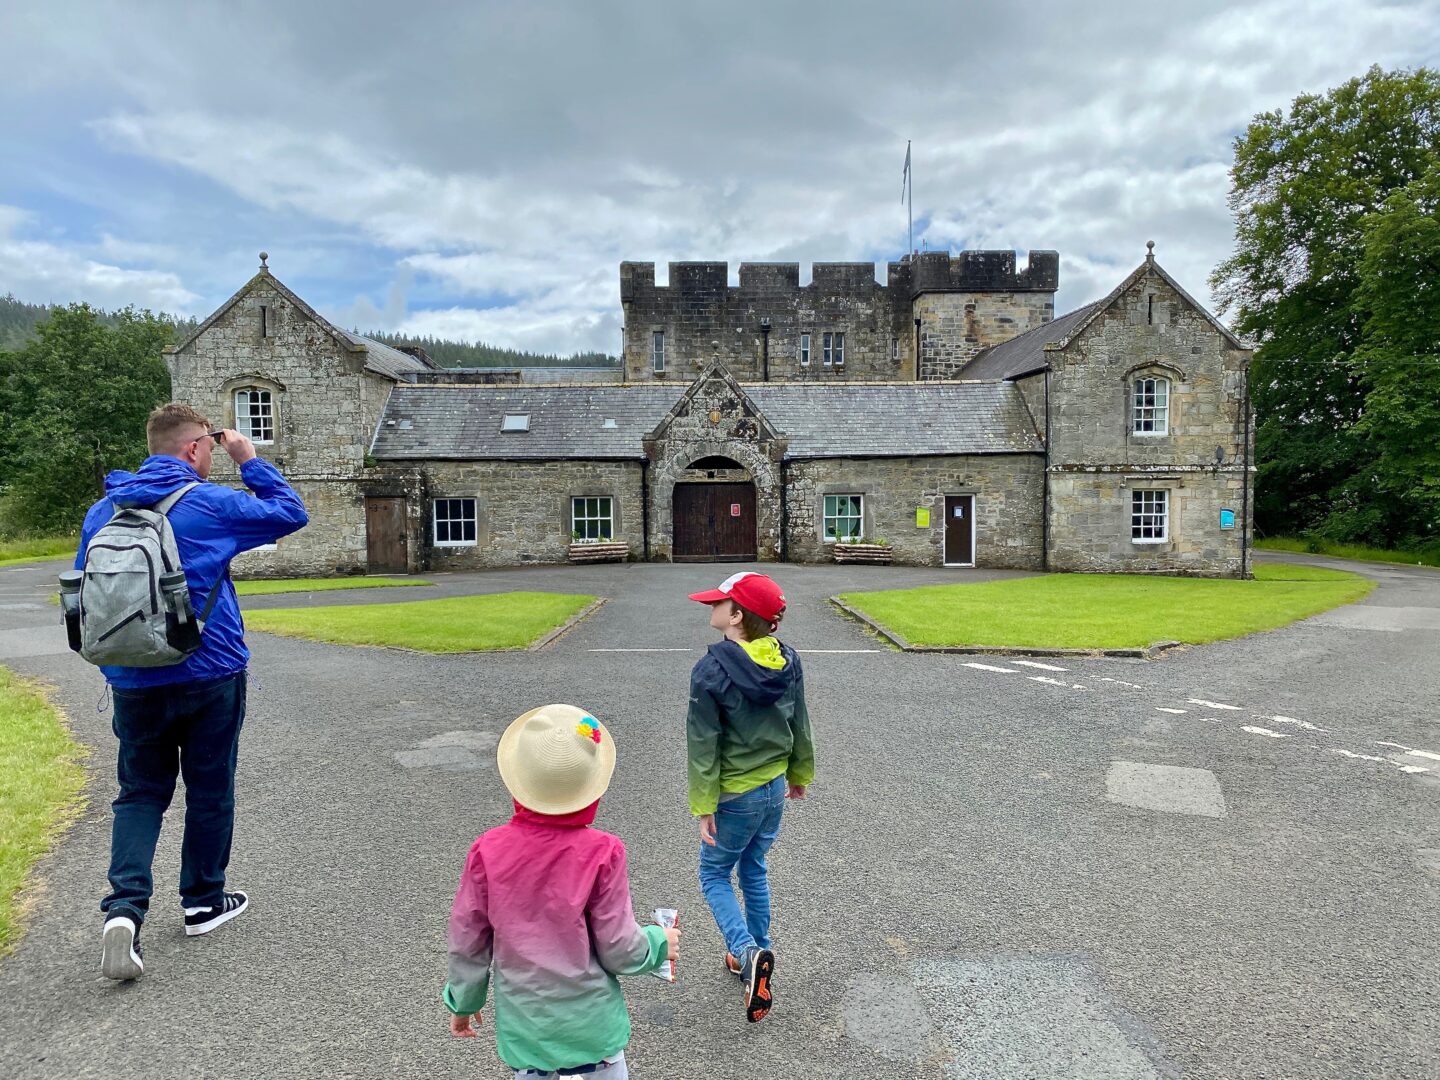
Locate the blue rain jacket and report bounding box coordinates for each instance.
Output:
[75,454,309,688]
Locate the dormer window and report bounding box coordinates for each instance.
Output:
[1132,376,1169,435]
[501,413,530,433]
[235,388,274,443]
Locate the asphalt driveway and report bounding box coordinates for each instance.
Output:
[0,554,1436,1079]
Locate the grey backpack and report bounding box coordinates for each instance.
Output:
[61,482,221,668]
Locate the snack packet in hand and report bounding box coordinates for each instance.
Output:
[652,908,678,982]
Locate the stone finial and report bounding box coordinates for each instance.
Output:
[259,251,270,270]
[1145,240,1155,260]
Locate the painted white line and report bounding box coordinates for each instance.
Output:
[964,663,1019,673]
[1070,685,1093,692]
[1375,741,1412,751]
[1155,707,1188,715]
[797,649,883,654]
[1401,765,1432,774]
[1028,676,1069,687]
[1012,660,1068,671]
[1406,749,1440,762]
[587,648,695,653]
[1189,699,1244,711]
[1259,715,1327,732]
[1099,679,1145,689]
[1241,726,1292,739]
[1331,749,1390,763]
[1194,717,1224,723]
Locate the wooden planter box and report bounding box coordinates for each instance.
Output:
[568,541,629,564]
[833,542,894,565]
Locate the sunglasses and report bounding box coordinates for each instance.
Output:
[191,430,225,445]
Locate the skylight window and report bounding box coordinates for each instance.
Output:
[501,413,530,432]
[602,418,618,429]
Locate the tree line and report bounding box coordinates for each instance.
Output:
[3,66,1435,551]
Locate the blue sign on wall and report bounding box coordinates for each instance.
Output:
[1220,509,1236,530]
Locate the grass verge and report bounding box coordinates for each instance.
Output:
[235,577,432,596]
[0,537,77,568]
[837,563,1374,650]
[1256,536,1440,569]
[245,591,597,652]
[0,668,86,953]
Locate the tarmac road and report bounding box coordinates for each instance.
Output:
[0,553,1436,1079]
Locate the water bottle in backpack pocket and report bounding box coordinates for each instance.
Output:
[64,482,221,668]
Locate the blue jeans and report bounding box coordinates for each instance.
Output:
[102,672,247,924]
[698,775,786,957]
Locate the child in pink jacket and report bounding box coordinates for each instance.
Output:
[444,704,680,1079]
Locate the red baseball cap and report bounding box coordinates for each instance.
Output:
[688,571,787,623]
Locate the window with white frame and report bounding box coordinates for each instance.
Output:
[799,333,810,366]
[1131,490,1168,543]
[834,331,845,366]
[823,332,845,367]
[652,331,665,372]
[433,498,477,547]
[891,336,899,360]
[823,494,864,542]
[234,388,274,443]
[571,496,613,541]
[1132,376,1169,435]
[501,413,529,432]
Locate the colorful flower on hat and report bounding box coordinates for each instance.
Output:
[575,716,602,744]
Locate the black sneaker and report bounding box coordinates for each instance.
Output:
[741,946,774,1023]
[101,915,144,981]
[183,891,249,937]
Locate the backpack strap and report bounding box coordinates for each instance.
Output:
[198,567,230,624]
[152,482,202,516]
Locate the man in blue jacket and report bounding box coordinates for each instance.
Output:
[77,402,309,981]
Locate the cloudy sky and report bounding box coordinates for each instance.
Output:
[2,0,1437,355]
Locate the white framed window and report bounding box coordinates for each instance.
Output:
[571,496,613,541]
[234,388,274,444]
[501,413,530,432]
[1132,376,1169,435]
[799,333,811,366]
[891,336,899,360]
[834,331,845,366]
[822,332,833,367]
[1131,490,1168,543]
[823,494,864,542]
[652,331,665,373]
[433,498,477,547]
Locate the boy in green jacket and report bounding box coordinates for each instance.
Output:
[686,572,816,1024]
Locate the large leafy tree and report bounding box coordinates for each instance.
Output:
[1211,65,1440,546]
[0,305,172,534]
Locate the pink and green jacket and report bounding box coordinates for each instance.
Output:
[444,800,669,1073]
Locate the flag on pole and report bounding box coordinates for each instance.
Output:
[901,141,911,204]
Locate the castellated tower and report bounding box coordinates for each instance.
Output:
[619,250,1058,383]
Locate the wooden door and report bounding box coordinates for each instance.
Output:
[673,483,756,561]
[365,497,409,573]
[944,495,975,566]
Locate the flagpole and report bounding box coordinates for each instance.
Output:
[902,140,913,257]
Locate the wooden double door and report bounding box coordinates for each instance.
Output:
[672,482,756,562]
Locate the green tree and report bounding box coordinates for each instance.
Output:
[1,305,172,534]
[1211,65,1440,544]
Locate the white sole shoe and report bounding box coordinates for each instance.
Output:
[101,916,143,981]
[183,891,249,936]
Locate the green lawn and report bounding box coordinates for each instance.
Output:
[838,563,1374,650]
[245,591,597,652]
[236,576,432,596]
[1256,536,1440,569]
[0,668,86,953]
[0,537,77,568]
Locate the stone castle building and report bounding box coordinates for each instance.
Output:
[165,244,1252,578]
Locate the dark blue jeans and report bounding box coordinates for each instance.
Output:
[102,672,246,924]
[698,775,787,957]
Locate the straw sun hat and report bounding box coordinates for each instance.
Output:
[497,704,617,815]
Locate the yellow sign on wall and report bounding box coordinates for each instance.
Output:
[916,507,930,528]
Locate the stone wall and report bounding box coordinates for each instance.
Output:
[1044,263,1253,576]
[914,291,1055,380]
[229,478,369,577]
[784,454,1044,568]
[398,460,645,569]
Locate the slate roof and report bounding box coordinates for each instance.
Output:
[340,331,435,380]
[959,300,1104,381]
[371,381,1042,460]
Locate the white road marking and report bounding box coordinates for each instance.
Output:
[1028,676,1069,686]
[1241,726,1292,739]
[1011,660,1068,671]
[1193,717,1224,723]
[1331,749,1390,763]
[964,662,1019,673]
[1070,685,1093,692]
[1259,715,1327,732]
[1401,765,1432,774]
[1189,699,1244,711]
[1155,707,1188,715]
[1407,749,1440,762]
[1097,677,1145,689]
[1375,741,1413,751]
